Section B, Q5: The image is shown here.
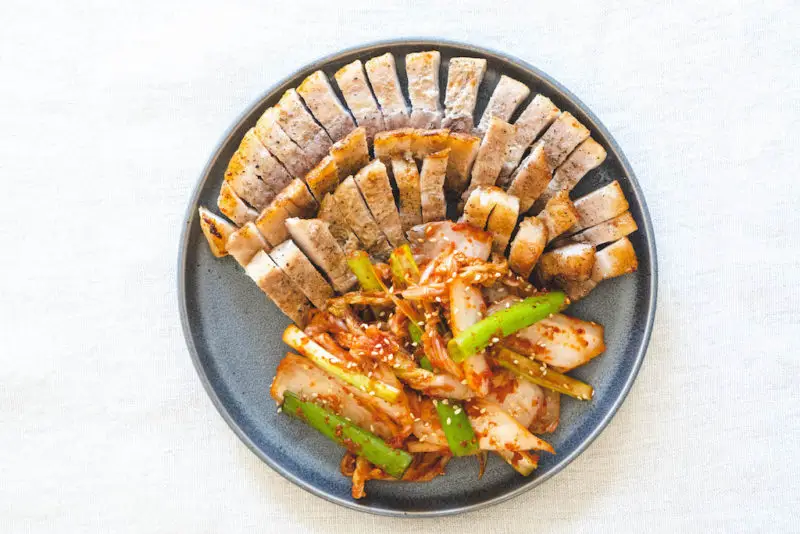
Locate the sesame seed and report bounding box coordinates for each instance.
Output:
[369,391,376,396]
[492,337,500,343]
[446,417,452,425]
[276,407,282,413]
[442,399,449,405]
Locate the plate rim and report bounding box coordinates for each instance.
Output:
[177,37,659,517]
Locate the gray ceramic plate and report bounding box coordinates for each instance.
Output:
[178,39,657,517]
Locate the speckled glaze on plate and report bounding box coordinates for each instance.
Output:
[178,39,657,517]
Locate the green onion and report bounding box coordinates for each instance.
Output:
[282,392,413,478]
[492,347,593,400]
[447,292,566,362]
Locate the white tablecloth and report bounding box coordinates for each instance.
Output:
[2,0,798,531]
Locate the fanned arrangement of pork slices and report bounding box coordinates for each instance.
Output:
[197,50,639,499]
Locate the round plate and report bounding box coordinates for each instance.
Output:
[178,39,657,517]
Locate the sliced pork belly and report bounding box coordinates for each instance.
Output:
[296,70,356,142]
[405,51,443,128]
[538,111,591,171]
[282,178,318,217]
[329,127,370,181]
[271,353,399,441]
[408,221,492,262]
[571,180,629,231]
[460,117,515,204]
[246,250,312,325]
[411,129,451,157]
[476,75,530,135]
[559,278,598,302]
[466,399,554,453]
[224,129,286,210]
[217,181,259,225]
[254,194,296,246]
[442,57,487,132]
[419,149,449,223]
[303,155,339,201]
[354,160,407,247]
[334,60,385,141]
[226,222,270,266]
[372,128,450,162]
[445,132,480,192]
[486,190,520,254]
[592,237,638,281]
[254,108,315,178]
[275,89,332,164]
[461,186,503,230]
[365,53,409,129]
[285,217,356,293]
[506,142,552,212]
[333,176,393,259]
[391,155,422,231]
[198,207,237,258]
[487,370,545,429]
[568,211,638,247]
[537,242,596,283]
[507,314,605,372]
[508,217,547,278]
[499,94,560,180]
[536,190,578,243]
[270,240,334,309]
[318,193,362,254]
[535,137,606,210]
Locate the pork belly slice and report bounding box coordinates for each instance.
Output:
[275,89,332,164]
[372,128,451,161]
[408,221,492,262]
[271,353,401,441]
[253,179,316,246]
[226,222,270,267]
[285,217,356,293]
[466,399,554,453]
[391,155,422,232]
[296,70,356,142]
[460,117,515,204]
[499,95,560,180]
[538,111,591,171]
[537,242,596,283]
[224,129,287,210]
[318,193,362,255]
[365,53,409,129]
[405,51,443,128]
[419,149,449,223]
[445,132,480,192]
[334,60,385,141]
[536,191,578,243]
[442,57,487,132]
[246,250,312,325]
[506,142,552,212]
[304,155,339,201]
[198,207,237,258]
[592,237,638,281]
[461,186,503,230]
[254,107,315,178]
[333,176,393,259]
[354,160,407,247]
[507,314,605,372]
[571,180,629,231]
[508,217,548,278]
[270,240,334,309]
[282,178,318,217]
[558,278,598,302]
[476,75,530,135]
[486,190,520,254]
[568,211,638,247]
[534,137,607,210]
[217,181,259,225]
[330,127,370,181]
[254,194,296,246]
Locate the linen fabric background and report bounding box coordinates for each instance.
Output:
[1,0,798,532]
